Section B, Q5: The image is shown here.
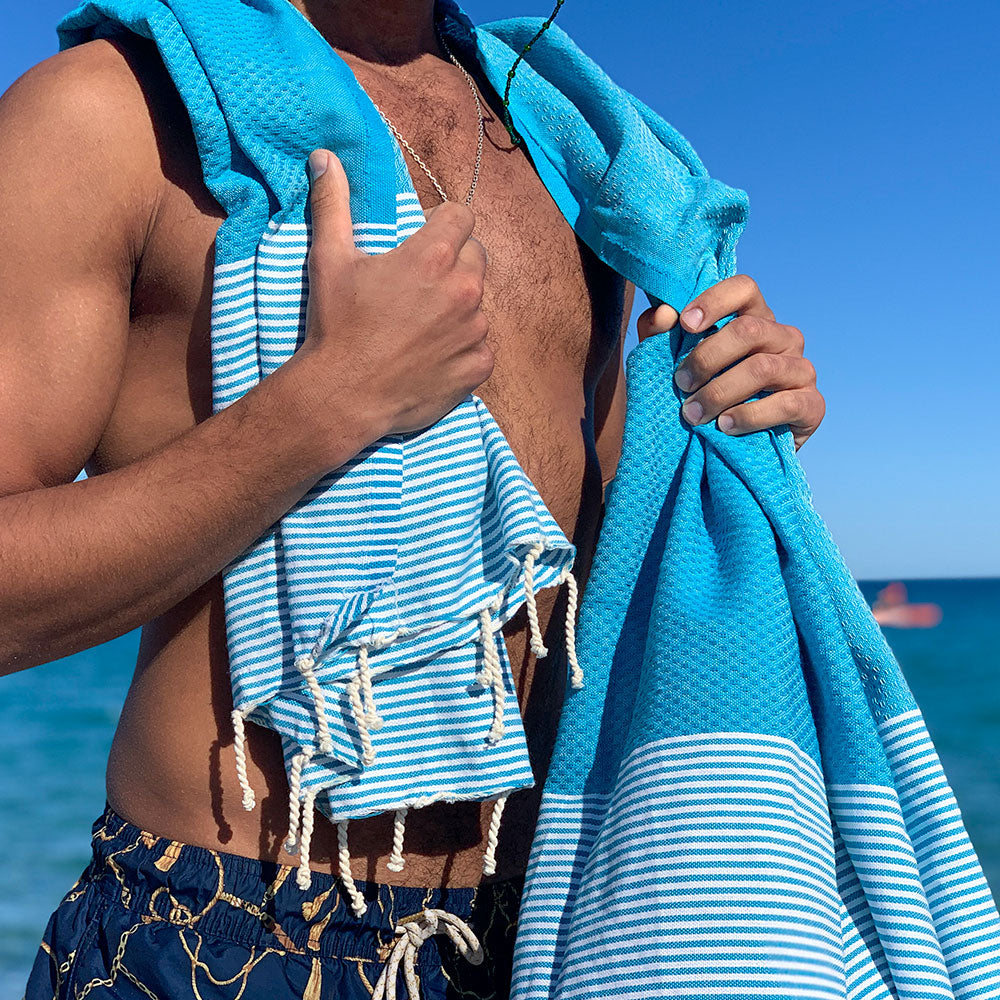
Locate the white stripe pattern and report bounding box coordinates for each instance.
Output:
[512,717,1000,1000]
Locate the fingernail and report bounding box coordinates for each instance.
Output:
[682,400,703,424]
[308,150,328,180]
[681,306,703,330]
[674,368,694,392]
[718,414,735,432]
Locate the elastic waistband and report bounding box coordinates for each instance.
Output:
[86,804,516,963]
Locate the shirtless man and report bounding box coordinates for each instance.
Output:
[4,1,825,996]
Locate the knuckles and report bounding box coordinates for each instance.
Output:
[730,314,769,344]
[731,273,761,299]
[682,351,711,385]
[423,238,457,273]
[453,272,485,311]
[749,352,785,383]
[785,324,805,354]
[467,311,490,343]
[469,343,495,385]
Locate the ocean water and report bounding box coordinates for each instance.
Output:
[0,579,997,994]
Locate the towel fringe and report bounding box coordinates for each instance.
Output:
[338,820,368,917]
[522,541,549,657]
[558,567,584,689]
[357,644,384,731]
[283,747,314,855]
[477,608,505,745]
[295,654,334,755]
[482,793,508,876]
[230,709,256,811]
[295,789,317,890]
[386,807,408,873]
[347,677,377,766]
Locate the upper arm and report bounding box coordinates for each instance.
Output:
[0,39,160,494]
[593,279,634,487]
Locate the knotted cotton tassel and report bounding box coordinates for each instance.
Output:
[560,568,583,689]
[477,608,505,745]
[357,645,384,731]
[482,794,509,876]
[338,820,368,917]
[522,541,548,657]
[386,807,408,873]
[347,675,377,766]
[295,654,334,754]
[283,747,314,855]
[230,709,256,811]
[296,789,317,890]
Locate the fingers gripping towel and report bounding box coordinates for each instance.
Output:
[56,0,1000,992]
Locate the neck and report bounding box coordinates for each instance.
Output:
[287,0,442,65]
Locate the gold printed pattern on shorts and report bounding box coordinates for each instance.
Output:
[153,840,183,872]
[29,809,521,1000]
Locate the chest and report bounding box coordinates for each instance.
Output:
[113,59,623,460]
[335,61,626,423]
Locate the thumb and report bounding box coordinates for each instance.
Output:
[306,149,356,261]
[636,302,680,341]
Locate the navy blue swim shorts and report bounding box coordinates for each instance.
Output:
[24,804,522,999]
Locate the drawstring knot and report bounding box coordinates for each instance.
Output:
[373,909,484,1000]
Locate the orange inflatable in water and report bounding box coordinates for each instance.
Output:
[872,581,943,628]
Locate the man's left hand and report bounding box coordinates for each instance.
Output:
[636,274,825,450]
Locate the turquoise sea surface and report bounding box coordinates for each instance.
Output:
[1,577,997,994]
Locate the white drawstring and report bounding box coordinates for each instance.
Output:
[482,793,508,876]
[338,820,368,917]
[476,608,505,745]
[295,789,317,890]
[230,709,256,811]
[295,654,334,754]
[522,541,548,657]
[372,909,484,1000]
[386,807,408,873]
[283,747,314,855]
[559,567,584,689]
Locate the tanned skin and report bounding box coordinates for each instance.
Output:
[0,0,824,889]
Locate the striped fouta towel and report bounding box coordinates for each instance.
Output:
[56,0,580,902]
[57,0,1000,991]
[512,322,1000,997]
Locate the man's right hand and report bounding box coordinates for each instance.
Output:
[291,148,493,441]
[0,55,489,672]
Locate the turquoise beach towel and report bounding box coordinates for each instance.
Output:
[56,0,1000,995]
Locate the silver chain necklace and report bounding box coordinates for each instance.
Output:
[371,31,485,206]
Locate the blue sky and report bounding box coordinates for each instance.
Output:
[2,0,997,578]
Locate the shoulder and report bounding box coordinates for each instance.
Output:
[1,34,164,154]
[0,35,182,261]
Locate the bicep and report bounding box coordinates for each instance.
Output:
[0,44,147,493]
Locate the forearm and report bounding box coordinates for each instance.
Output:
[0,361,378,674]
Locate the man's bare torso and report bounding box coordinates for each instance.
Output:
[90,31,628,887]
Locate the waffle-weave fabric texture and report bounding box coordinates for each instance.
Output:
[56,0,1000,995]
[512,323,1000,998]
